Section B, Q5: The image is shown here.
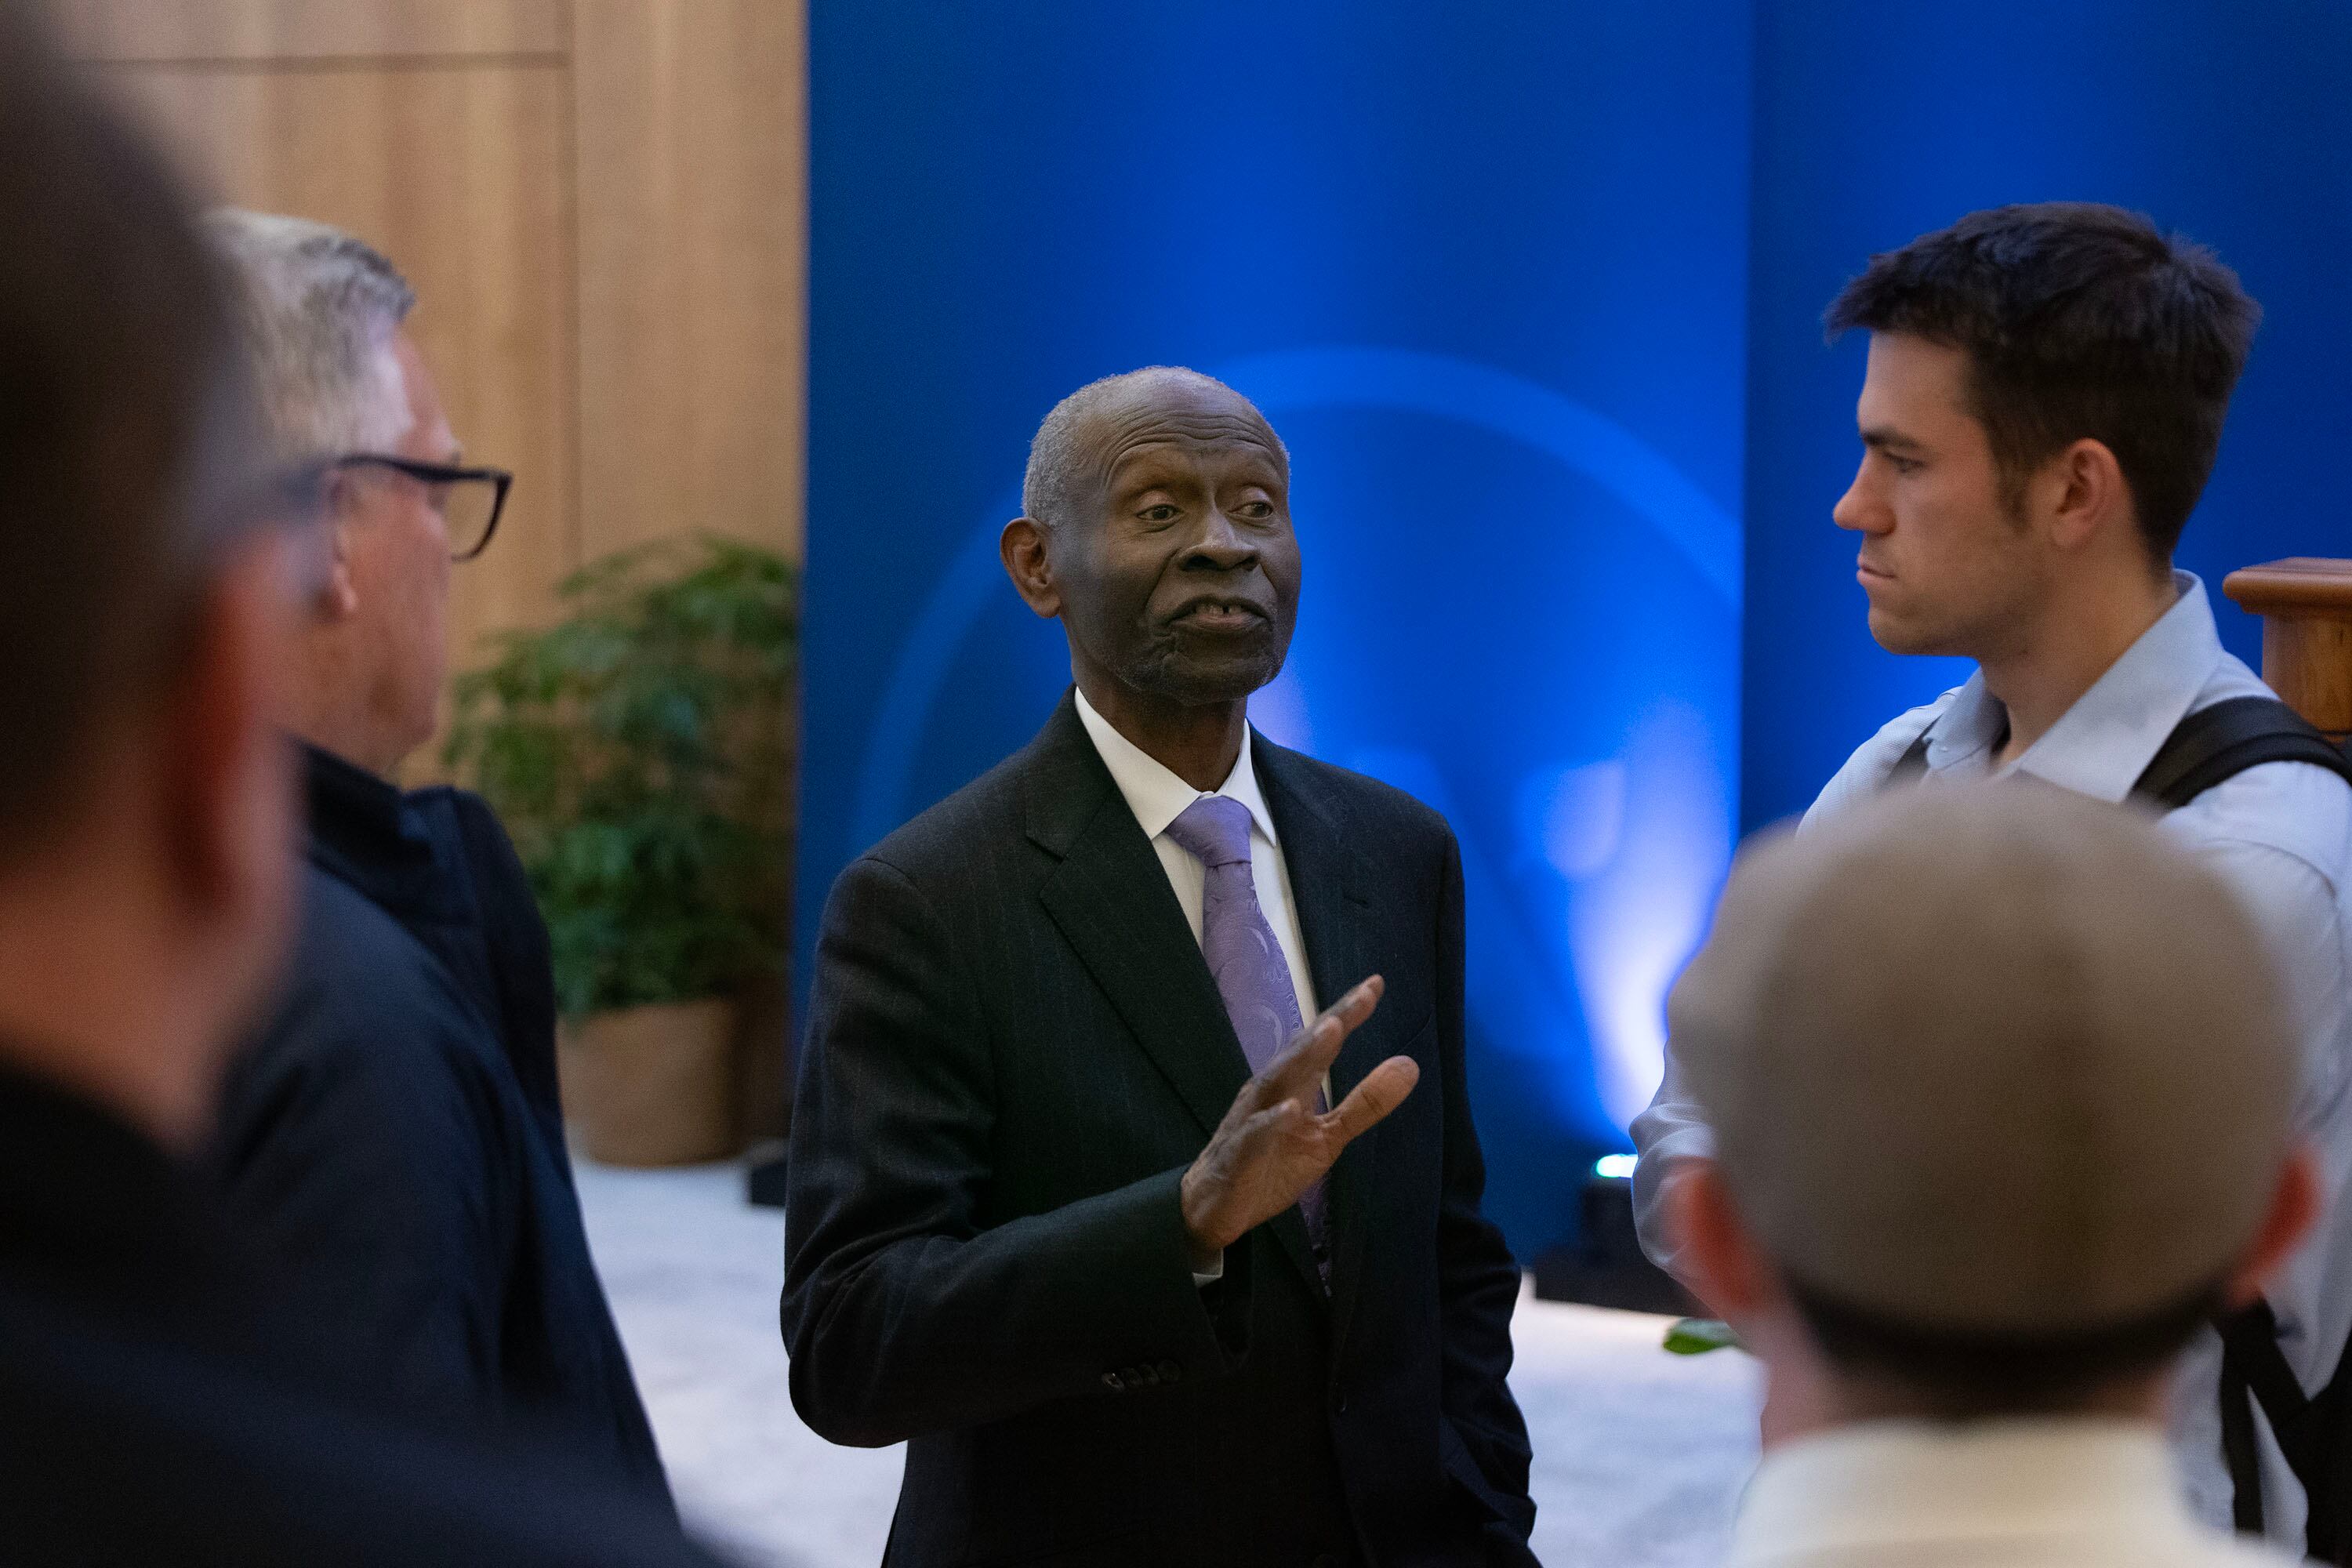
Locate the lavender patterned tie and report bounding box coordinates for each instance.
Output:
[1165,795,1327,1255]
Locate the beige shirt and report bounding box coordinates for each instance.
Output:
[1728,1418,2294,1568]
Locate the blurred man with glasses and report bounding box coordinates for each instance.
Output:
[202,210,672,1504]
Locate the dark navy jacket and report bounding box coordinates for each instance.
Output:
[0,1062,723,1566]
[212,745,669,1503]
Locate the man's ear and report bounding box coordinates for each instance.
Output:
[2223,1145,2323,1309]
[314,474,362,622]
[1000,517,1062,619]
[1665,1159,1775,1320]
[2043,437,2133,555]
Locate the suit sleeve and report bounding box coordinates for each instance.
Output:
[1431,829,1539,1546]
[214,990,518,1415]
[780,854,1248,1448]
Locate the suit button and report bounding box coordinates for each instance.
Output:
[1102,1371,1125,1392]
[1156,1359,1183,1384]
[1134,1363,1160,1388]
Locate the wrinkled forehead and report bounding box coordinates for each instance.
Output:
[1080,378,1287,487]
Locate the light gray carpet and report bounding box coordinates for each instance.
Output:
[575,1160,1760,1568]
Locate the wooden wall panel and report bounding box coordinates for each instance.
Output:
[101,63,579,685]
[56,0,566,62]
[63,0,806,752]
[573,0,806,563]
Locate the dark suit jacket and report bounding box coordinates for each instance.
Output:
[782,692,1536,1568]
[0,1060,720,1566]
[210,746,669,1504]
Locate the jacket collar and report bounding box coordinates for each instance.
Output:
[301,742,462,924]
[1922,572,2227,804]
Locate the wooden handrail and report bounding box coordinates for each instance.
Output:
[2222,558,2352,742]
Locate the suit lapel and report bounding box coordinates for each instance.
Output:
[1025,696,1330,1297]
[1026,695,1251,1145]
[1252,733,1388,1332]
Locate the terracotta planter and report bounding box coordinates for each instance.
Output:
[558,997,742,1167]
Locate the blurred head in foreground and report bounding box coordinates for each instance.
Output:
[1666,784,2317,1425]
[207,208,470,776]
[0,8,314,1143]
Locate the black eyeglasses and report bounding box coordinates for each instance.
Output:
[332,453,513,563]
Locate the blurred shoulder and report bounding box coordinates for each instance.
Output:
[855,742,1035,887]
[1256,738,1455,853]
[236,864,500,1093]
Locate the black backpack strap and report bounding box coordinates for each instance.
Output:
[2219,1300,2338,1548]
[2131,695,2352,810]
[1882,724,1936,791]
[2154,702,2352,1556]
[2222,1337,2270,1539]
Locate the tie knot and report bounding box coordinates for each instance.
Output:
[1167,794,1254,869]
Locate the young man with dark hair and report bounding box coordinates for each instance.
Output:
[1669,785,2314,1568]
[1634,201,2352,1548]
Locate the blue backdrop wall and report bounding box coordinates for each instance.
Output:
[798,3,2352,1260]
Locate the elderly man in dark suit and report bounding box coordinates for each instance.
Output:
[783,366,1537,1568]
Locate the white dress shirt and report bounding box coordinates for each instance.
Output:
[1633,574,2352,1543]
[1073,688,1320,1028]
[1074,691,1324,1286]
[1727,1418,2294,1568]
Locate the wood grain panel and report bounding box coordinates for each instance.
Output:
[54,0,566,63]
[100,61,579,690]
[573,0,805,563]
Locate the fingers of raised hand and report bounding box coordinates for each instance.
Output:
[1323,1055,1420,1145]
[1263,975,1384,1095]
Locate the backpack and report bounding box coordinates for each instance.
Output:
[1891,695,2352,1561]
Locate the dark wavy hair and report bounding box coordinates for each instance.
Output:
[1826,202,2259,561]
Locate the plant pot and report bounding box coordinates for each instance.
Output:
[558,997,742,1167]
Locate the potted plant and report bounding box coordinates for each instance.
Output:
[444,535,797,1166]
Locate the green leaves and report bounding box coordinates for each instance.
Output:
[444,535,798,1018]
[1662,1318,1744,1356]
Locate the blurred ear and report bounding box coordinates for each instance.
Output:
[315,473,362,622]
[1000,517,1062,619]
[1664,1159,1775,1320]
[158,532,303,941]
[2223,1145,2323,1309]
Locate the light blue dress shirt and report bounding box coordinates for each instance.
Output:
[1632,574,2352,1544]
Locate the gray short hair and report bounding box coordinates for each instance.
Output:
[1022,365,1287,528]
[204,209,416,463]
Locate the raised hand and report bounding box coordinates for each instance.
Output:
[1178,976,1419,1272]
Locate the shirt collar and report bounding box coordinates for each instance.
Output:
[1925,571,2227,804]
[1073,687,1281,848]
[1729,1417,2202,1564]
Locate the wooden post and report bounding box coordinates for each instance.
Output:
[2221,558,2352,742]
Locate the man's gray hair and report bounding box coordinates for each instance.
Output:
[1022,365,1287,528]
[204,209,416,463]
